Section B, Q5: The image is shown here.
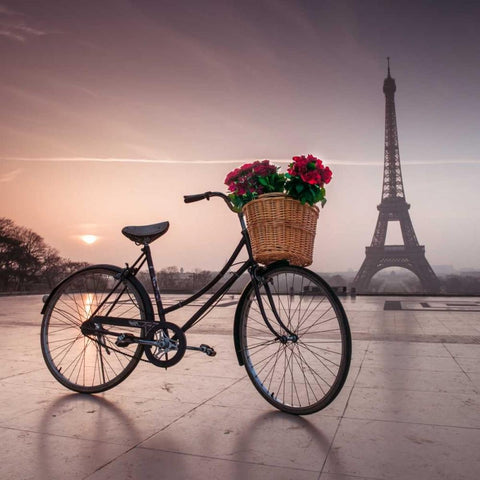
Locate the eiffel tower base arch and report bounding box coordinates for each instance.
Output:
[353,246,441,294]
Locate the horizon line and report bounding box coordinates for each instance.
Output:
[3,156,480,166]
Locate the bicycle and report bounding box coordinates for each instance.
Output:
[40,191,351,415]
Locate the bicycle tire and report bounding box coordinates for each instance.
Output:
[238,265,351,415]
[40,265,153,393]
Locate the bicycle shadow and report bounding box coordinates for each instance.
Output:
[36,393,143,480]
[231,410,340,479]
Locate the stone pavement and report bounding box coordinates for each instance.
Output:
[1,294,479,479]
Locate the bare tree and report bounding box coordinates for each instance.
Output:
[0,217,89,292]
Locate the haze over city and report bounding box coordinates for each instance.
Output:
[1,0,479,274]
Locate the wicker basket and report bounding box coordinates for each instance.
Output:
[242,193,319,267]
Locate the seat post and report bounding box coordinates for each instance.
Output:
[142,242,166,322]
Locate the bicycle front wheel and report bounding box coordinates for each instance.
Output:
[238,265,351,415]
[41,265,152,393]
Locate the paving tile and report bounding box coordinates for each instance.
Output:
[466,372,480,390]
[324,418,480,480]
[174,333,247,379]
[366,340,451,357]
[1,363,67,388]
[455,356,480,373]
[344,387,480,428]
[0,359,43,380]
[349,340,370,367]
[0,426,127,480]
[0,381,65,422]
[141,403,340,471]
[355,365,476,394]
[205,376,354,417]
[444,344,480,358]
[2,294,480,480]
[109,361,243,403]
[1,392,197,447]
[86,447,319,480]
[362,351,462,372]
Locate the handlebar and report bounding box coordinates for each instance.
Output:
[183,192,212,203]
[183,191,238,213]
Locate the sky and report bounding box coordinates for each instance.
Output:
[1,0,479,274]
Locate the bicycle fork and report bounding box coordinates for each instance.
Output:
[251,269,298,344]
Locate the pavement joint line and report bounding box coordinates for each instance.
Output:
[0,368,45,381]
[319,399,353,477]
[0,424,134,445]
[352,333,480,344]
[339,416,480,430]
[318,341,370,477]
[132,446,322,473]
[94,375,247,472]
[85,375,248,477]
[80,398,213,478]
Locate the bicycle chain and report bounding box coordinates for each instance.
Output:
[86,322,187,368]
[85,334,152,363]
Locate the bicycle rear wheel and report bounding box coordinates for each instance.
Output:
[238,265,351,415]
[41,265,152,393]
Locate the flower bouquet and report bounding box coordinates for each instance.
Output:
[225,155,332,266]
[224,160,285,211]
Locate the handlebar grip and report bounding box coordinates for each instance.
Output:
[184,192,211,203]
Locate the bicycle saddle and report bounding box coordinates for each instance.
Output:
[121,221,169,244]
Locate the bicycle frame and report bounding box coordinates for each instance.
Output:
[79,193,296,344]
[136,234,254,333]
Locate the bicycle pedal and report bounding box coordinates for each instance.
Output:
[116,333,136,347]
[200,344,217,357]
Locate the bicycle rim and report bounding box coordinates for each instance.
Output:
[239,265,351,415]
[41,266,150,393]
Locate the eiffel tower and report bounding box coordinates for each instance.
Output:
[352,59,440,294]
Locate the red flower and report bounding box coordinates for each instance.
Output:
[322,166,332,184]
[253,160,276,177]
[225,155,331,209]
[301,170,322,185]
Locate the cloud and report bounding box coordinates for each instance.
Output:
[0,5,48,42]
[0,168,23,182]
[0,21,47,42]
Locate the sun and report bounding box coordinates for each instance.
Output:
[80,234,98,245]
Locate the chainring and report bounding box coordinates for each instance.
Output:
[143,322,186,368]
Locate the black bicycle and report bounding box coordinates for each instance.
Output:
[40,192,351,415]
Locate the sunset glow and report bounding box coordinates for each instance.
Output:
[80,235,98,245]
[1,1,479,273]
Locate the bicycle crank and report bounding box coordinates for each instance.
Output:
[143,322,186,368]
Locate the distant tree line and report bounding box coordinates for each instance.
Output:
[0,218,88,293]
[2,217,479,295]
[439,274,480,295]
[138,266,219,293]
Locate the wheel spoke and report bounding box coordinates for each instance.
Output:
[41,267,149,393]
[240,266,351,414]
